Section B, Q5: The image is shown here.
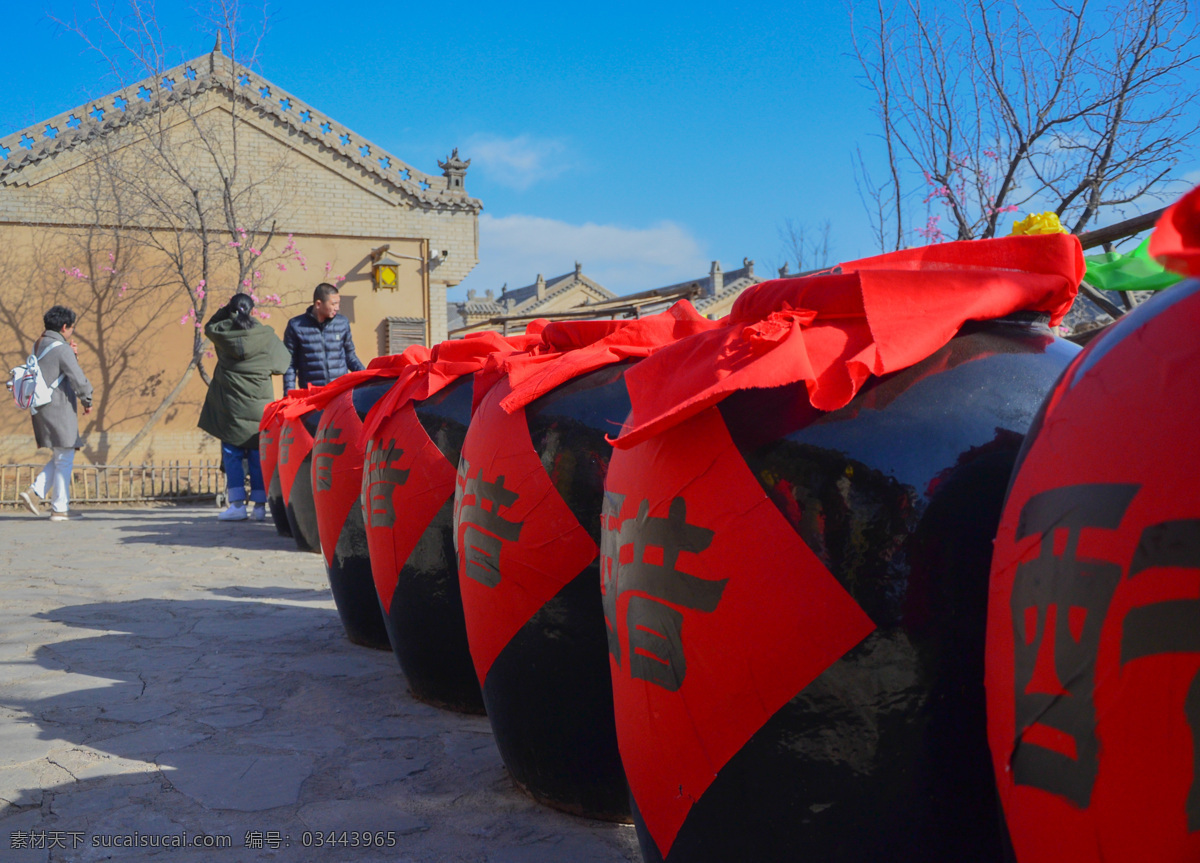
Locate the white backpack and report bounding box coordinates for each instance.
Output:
[9,341,63,413]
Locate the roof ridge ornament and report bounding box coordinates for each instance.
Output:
[213,31,223,55]
[438,148,470,192]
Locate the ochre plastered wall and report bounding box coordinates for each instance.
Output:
[0,91,478,466]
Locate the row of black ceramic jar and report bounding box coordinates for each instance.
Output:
[255,235,1200,863]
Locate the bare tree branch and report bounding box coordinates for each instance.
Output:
[851,0,1200,249]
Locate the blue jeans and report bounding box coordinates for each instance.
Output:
[222,443,266,504]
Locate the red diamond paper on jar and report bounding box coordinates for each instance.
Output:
[602,406,877,858]
[259,416,282,492]
[362,400,458,614]
[277,413,315,505]
[454,378,600,684]
[311,391,365,571]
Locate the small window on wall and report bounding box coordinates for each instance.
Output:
[384,316,426,353]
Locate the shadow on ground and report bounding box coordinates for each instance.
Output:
[0,591,637,863]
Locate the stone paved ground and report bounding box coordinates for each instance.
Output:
[0,506,640,863]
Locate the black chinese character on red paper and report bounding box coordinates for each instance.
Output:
[456,457,522,588]
[313,424,347,491]
[1012,483,1200,830]
[279,424,295,465]
[361,439,409,529]
[1119,518,1200,830]
[1010,483,1136,807]
[602,494,725,692]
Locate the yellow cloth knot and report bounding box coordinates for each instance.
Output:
[1010,212,1069,236]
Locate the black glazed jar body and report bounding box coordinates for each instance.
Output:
[457,362,634,821]
[363,375,485,713]
[284,409,325,554]
[309,380,395,649]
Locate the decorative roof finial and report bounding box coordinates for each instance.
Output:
[214,31,223,55]
[438,148,471,192]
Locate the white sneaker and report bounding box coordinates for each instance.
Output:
[49,511,69,522]
[252,503,267,522]
[19,487,41,516]
[218,503,248,521]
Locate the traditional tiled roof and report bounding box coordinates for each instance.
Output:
[498,270,616,314]
[0,49,480,212]
[460,296,507,316]
[451,259,765,334]
[694,276,761,313]
[649,261,764,314]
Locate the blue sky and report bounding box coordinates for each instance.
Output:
[5,1,1198,301]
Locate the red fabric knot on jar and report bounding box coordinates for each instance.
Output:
[741,305,818,354]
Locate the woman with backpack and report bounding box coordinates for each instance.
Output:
[198,293,291,521]
[17,305,95,522]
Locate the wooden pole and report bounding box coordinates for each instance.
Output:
[1076,208,1166,251]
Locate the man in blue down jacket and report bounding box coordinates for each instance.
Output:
[282,283,365,391]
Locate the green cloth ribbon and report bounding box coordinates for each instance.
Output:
[1083,238,1182,293]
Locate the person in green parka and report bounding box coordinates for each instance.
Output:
[198,293,291,521]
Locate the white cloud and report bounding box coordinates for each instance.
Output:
[452,213,709,300]
[465,135,571,191]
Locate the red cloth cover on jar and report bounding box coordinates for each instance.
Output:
[1150,183,1200,278]
[611,234,1084,449]
[360,329,546,443]
[498,300,719,413]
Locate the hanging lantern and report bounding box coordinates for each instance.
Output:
[372,251,401,292]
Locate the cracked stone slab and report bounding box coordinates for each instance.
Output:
[2,672,142,710]
[0,760,75,813]
[486,835,634,863]
[0,808,51,862]
[92,725,210,758]
[194,706,265,728]
[283,653,391,678]
[48,747,163,782]
[0,766,47,808]
[0,506,642,862]
[0,721,74,768]
[0,659,68,686]
[342,756,432,789]
[100,700,176,724]
[298,799,428,836]
[189,610,318,641]
[236,729,346,754]
[161,753,313,811]
[441,733,506,776]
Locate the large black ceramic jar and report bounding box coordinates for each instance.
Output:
[602,314,1080,863]
[277,408,323,554]
[361,375,484,713]
[310,380,394,650]
[987,278,1200,863]
[454,364,633,821]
